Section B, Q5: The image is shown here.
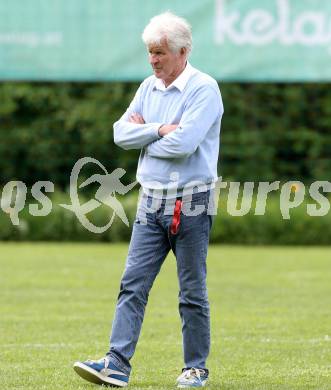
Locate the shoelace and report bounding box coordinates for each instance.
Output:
[87,357,110,369]
[104,357,111,368]
[180,367,205,380]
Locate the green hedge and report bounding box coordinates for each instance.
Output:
[1,82,331,188]
[1,82,331,243]
[1,190,330,245]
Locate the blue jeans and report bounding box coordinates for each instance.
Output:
[107,190,214,375]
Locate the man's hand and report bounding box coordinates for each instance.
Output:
[129,113,145,124]
[158,124,179,137]
[128,113,178,137]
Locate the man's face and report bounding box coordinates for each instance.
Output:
[148,39,186,87]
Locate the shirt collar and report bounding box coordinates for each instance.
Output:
[153,62,197,92]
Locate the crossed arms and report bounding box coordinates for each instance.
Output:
[113,84,222,159]
[128,112,178,137]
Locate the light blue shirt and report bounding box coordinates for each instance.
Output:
[113,63,224,196]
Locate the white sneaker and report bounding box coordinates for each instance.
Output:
[176,367,209,388]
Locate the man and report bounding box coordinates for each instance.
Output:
[74,11,223,388]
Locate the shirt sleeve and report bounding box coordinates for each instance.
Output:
[113,82,162,150]
[145,84,223,158]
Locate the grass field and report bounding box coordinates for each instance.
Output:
[0,244,330,390]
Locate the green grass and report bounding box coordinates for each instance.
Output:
[0,244,330,389]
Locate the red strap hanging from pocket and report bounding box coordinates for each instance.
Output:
[170,199,182,235]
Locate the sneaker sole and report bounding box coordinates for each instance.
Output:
[73,362,128,387]
[177,379,208,388]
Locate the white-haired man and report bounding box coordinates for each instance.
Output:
[74,12,223,388]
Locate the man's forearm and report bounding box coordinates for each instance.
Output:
[114,111,178,151]
[145,129,196,159]
[113,120,162,150]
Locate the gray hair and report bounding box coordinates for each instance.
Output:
[142,12,192,55]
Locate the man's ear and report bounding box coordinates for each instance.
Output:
[180,47,187,56]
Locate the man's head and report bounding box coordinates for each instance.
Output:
[142,12,192,87]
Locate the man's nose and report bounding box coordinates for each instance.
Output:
[149,55,158,65]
